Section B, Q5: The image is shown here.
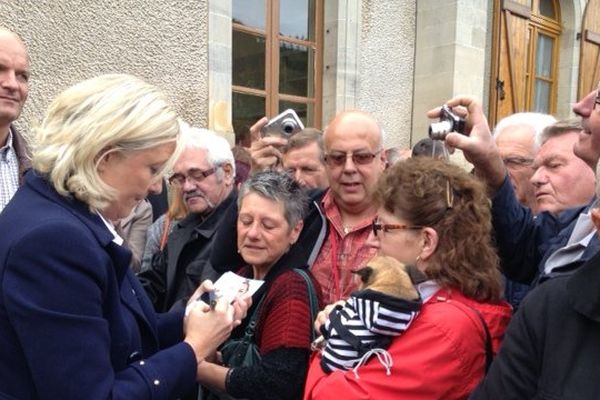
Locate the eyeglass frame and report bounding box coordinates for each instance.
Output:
[371,218,423,236]
[323,149,383,167]
[502,156,534,168]
[168,167,216,187]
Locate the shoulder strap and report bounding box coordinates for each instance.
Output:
[440,299,494,374]
[158,215,172,251]
[293,268,320,342]
[244,294,267,337]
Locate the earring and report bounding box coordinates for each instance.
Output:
[416,255,421,263]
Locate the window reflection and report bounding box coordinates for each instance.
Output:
[538,0,556,19]
[533,80,550,112]
[535,33,553,78]
[279,0,315,40]
[233,93,266,138]
[279,100,313,127]
[233,0,266,30]
[279,42,314,97]
[233,31,266,90]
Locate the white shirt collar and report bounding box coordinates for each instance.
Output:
[417,279,440,303]
[97,212,124,246]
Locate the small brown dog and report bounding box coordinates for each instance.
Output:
[313,255,423,375]
[353,255,421,301]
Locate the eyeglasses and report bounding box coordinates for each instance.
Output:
[502,156,534,168]
[168,167,216,187]
[371,218,423,236]
[324,150,383,167]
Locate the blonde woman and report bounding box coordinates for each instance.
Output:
[0,74,248,400]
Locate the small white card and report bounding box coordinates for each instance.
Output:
[211,271,264,303]
[185,272,264,316]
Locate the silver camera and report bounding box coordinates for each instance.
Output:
[261,109,305,138]
[429,105,466,140]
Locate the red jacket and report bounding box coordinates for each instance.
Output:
[304,288,511,400]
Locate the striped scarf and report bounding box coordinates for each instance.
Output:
[320,289,421,374]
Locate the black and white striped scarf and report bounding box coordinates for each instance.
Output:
[319,289,421,375]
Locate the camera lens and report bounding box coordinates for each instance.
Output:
[281,117,297,134]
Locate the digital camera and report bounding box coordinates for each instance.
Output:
[428,105,466,140]
[261,109,305,138]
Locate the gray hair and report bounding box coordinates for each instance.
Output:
[538,119,583,146]
[238,170,308,228]
[493,112,556,151]
[178,124,236,179]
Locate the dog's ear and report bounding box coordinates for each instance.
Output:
[406,264,427,285]
[353,266,374,284]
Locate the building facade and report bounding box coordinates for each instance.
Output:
[0,0,596,149]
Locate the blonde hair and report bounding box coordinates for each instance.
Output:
[31,74,183,212]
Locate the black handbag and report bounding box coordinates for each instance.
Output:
[220,295,265,368]
[219,268,320,368]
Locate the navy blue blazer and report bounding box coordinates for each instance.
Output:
[0,171,197,399]
[491,176,600,285]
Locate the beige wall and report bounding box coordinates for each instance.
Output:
[356,1,416,150]
[0,0,209,136]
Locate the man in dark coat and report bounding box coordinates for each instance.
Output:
[139,127,236,312]
[470,157,600,399]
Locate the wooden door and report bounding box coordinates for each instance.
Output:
[490,0,531,126]
[579,0,600,98]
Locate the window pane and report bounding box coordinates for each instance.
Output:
[279,42,314,97]
[533,79,550,113]
[233,31,266,89]
[232,0,265,31]
[535,33,553,78]
[280,0,315,41]
[233,92,266,139]
[538,0,556,19]
[279,101,314,127]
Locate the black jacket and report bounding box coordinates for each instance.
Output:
[470,248,600,399]
[139,190,237,311]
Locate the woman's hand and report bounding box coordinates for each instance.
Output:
[313,301,345,333]
[183,282,237,364]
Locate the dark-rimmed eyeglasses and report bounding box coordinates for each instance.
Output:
[168,167,216,187]
[324,150,383,167]
[371,218,423,236]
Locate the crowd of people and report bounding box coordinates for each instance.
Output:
[1,25,600,400]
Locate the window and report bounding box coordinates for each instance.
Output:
[490,0,561,125]
[232,0,323,141]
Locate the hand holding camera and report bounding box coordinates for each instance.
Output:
[426,96,507,191]
[249,110,304,173]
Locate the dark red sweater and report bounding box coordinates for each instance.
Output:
[225,267,323,400]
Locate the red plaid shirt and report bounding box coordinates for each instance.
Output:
[310,190,377,305]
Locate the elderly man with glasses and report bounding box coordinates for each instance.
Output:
[308,110,388,304]
[427,82,600,297]
[138,126,237,312]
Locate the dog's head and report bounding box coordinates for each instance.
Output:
[353,255,421,301]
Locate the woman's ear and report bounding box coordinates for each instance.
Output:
[95,147,117,173]
[289,220,304,245]
[419,227,439,261]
